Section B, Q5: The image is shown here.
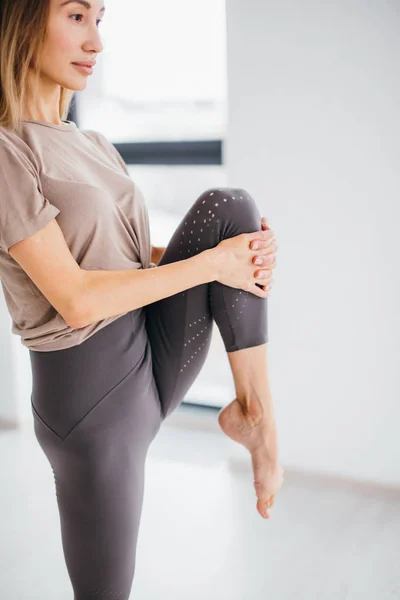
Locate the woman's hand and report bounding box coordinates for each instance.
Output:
[250,217,277,296]
[212,227,276,298]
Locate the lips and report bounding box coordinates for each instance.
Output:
[72,63,94,75]
[72,61,96,67]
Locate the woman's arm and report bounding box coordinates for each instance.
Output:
[75,251,216,328]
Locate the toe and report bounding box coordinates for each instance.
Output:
[257,496,272,519]
[254,480,272,518]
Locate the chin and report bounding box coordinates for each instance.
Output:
[59,77,87,92]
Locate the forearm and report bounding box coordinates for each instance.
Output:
[71,249,217,329]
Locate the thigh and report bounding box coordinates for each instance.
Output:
[144,276,213,420]
[144,188,224,418]
[29,310,162,441]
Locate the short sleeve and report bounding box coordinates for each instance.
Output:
[0,140,60,254]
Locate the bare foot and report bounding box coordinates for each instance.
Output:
[217,397,284,519]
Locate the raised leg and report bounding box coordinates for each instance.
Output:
[144,186,281,518]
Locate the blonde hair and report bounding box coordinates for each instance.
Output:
[0,0,74,131]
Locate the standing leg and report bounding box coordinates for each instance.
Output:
[30,310,163,599]
[144,187,280,518]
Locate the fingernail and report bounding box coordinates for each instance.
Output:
[255,258,262,265]
[252,242,260,249]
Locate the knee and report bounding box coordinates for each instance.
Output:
[195,186,255,214]
[199,187,254,206]
[193,187,259,230]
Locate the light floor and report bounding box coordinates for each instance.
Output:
[1,404,399,600]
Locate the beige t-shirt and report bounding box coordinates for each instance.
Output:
[0,119,156,352]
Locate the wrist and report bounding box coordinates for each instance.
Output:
[197,247,219,283]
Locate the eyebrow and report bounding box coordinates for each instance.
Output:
[61,0,106,14]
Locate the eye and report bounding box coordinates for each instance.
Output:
[70,14,103,26]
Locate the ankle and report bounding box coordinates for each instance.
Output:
[247,421,278,460]
[236,391,275,425]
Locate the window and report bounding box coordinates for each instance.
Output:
[77,0,228,144]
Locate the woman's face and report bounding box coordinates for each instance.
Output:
[38,0,105,91]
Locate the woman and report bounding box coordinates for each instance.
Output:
[0,0,284,597]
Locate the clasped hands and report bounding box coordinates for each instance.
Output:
[151,216,277,295]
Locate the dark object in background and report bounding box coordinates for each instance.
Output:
[67,94,78,126]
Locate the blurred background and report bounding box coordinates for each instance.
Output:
[1,0,399,598]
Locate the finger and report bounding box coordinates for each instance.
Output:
[261,218,270,230]
[258,254,276,271]
[252,284,269,298]
[257,246,276,255]
[253,260,275,273]
[250,241,276,253]
[253,253,276,265]
[256,280,273,292]
[254,284,272,298]
[255,284,272,296]
[259,284,272,295]
[249,229,275,243]
[252,229,275,240]
[258,280,273,292]
[254,269,273,282]
[254,269,273,281]
[259,287,272,298]
[250,234,276,250]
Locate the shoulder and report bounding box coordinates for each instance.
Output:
[0,127,40,177]
[81,129,130,176]
[81,128,118,160]
[81,128,113,152]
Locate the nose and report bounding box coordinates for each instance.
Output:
[83,27,103,55]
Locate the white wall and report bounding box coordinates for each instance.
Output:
[0,293,32,427]
[225,0,400,486]
[0,295,17,425]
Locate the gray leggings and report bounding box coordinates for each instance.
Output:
[29,187,268,599]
